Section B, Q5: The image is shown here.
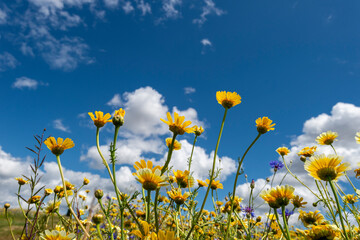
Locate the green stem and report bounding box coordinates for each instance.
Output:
[226,133,261,239]
[281,206,291,240]
[96,224,104,240]
[98,199,114,240]
[56,155,90,238]
[185,107,228,240]
[146,190,151,223]
[274,209,288,240]
[96,127,115,182]
[329,179,349,240]
[5,208,16,240]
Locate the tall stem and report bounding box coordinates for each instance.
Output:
[185,108,228,240]
[96,128,114,182]
[56,155,90,238]
[281,206,291,240]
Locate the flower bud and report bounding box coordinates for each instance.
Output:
[300,156,307,162]
[94,189,104,199]
[83,177,90,185]
[256,216,261,223]
[92,214,104,225]
[250,179,255,189]
[266,177,270,183]
[312,202,318,207]
[4,203,10,209]
[112,115,124,127]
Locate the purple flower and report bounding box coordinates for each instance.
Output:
[269,160,284,171]
[242,206,255,218]
[277,208,294,218]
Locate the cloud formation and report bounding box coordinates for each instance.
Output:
[0,52,19,71]
[12,77,39,90]
[53,119,71,132]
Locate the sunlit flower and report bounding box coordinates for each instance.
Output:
[133,168,168,191]
[304,154,350,181]
[160,112,193,135]
[44,189,53,196]
[193,125,204,136]
[216,201,223,206]
[166,138,181,150]
[173,170,194,188]
[206,179,223,190]
[269,160,284,171]
[298,210,324,227]
[158,230,179,240]
[316,131,338,145]
[133,159,162,173]
[167,188,190,205]
[307,224,340,240]
[112,108,125,127]
[15,177,29,185]
[130,220,157,239]
[40,230,76,240]
[298,146,317,158]
[343,194,358,204]
[224,196,243,213]
[83,177,90,185]
[44,137,74,156]
[355,168,360,179]
[197,179,208,187]
[28,195,41,204]
[276,147,290,156]
[260,185,295,209]
[65,181,74,190]
[44,200,61,214]
[355,132,360,144]
[255,117,275,134]
[88,111,112,128]
[216,91,241,109]
[292,195,307,208]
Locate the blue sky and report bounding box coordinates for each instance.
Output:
[1,0,360,218]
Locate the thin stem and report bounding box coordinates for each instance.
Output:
[98,199,114,240]
[281,206,291,240]
[274,209,288,240]
[5,208,16,240]
[146,190,151,223]
[56,155,90,238]
[96,128,114,182]
[329,179,349,240]
[96,224,104,240]
[185,107,228,240]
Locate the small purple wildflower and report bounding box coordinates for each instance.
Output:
[269,160,284,171]
[242,206,255,218]
[277,208,294,218]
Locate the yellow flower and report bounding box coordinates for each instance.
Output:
[112,108,125,127]
[133,159,162,173]
[355,168,360,179]
[205,179,223,190]
[44,200,61,214]
[343,194,358,204]
[316,131,338,145]
[44,137,74,156]
[167,188,190,205]
[15,177,29,185]
[224,196,243,213]
[304,154,350,181]
[28,195,41,204]
[166,138,181,150]
[65,181,74,190]
[216,91,241,109]
[133,168,168,191]
[158,230,179,240]
[356,131,360,144]
[193,125,204,136]
[88,111,112,128]
[173,170,194,188]
[276,147,290,156]
[292,195,307,208]
[44,189,53,196]
[298,146,317,158]
[260,185,295,209]
[130,220,157,240]
[83,177,90,185]
[307,224,340,240]
[197,179,208,187]
[160,112,193,135]
[40,230,76,240]
[298,210,324,227]
[255,117,275,134]
[216,201,223,206]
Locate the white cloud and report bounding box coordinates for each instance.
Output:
[193,0,225,26]
[53,119,71,132]
[162,0,182,19]
[0,52,19,71]
[12,77,38,90]
[184,87,196,94]
[107,94,122,108]
[122,2,134,14]
[136,0,151,15]
[0,8,7,24]
[104,0,119,8]
[20,43,35,57]
[201,38,211,46]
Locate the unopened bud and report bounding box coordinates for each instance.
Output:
[4,203,10,209]
[250,179,255,189]
[266,177,270,183]
[94,189,104,199]
[256,216,261,223]
[300,156,307,162]
[112,115,124,127]
[92,214,104,225]
[312,202,317,207]
[83,177,90,185]
[245,174,248,179]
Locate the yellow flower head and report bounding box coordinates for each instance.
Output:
[166,138,181,150]
[173,170,194,188]
[112,108,125,127]
[292,195,307,208]
[224,196,243,213]
[158,230,179,240]
[197,179,208,187]
[216,91,241,109]
[260,185,295,209]
[276,147,290,156]
[205,179,223,190]
[133,168,168,191]
[161,112,193,135]
[15,177,29,185]
[44,137,74,156]
[88,111,112,128]
[167,188,190,205]
[130,220,157,239]
[298,210,325,227]
[307,224,340,240]
[343,194,358,204]
[133,159,162,173]
[44,189,53,196]
[255,117,275,134]
[44,200,61,214]
[316,131,338,145]
[83,177,90,185]
[304,154,350,181]
[193,125,204,136]
[40,230,76,240]
[355,131,360,144]
[28,195,41,204]
[298,146,317,158]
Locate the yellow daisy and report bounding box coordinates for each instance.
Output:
[193,125,204,136]
[197,179,208,187]
[40,230,76,240]
[260,185,295,209]
[133,159,162,173]
[15,177,29,185]
[307,224,340,240]
[44,200,61,214]
[216,91,241,109]
[167,188,190,205]
[276,147,290,156]
[355,131,360,144]
[304,154,350,181]
[112,108,125,127]
[298,210,324,227]
[166,138,181,150]
[133,168,168,191]
[44,137,74,156]
[292,195,307,208]
[298,146,317,158]
[130,220,157,240]
[28,195,41,204]
[316,131,338,145]
[224,196,243,213]
[173,170,194,188]
[255,117,275,134]
[342,194,358,204]
[206,179,223,190]
[88,111,112,128]
[160,112,193,135]
[158,230,179,240]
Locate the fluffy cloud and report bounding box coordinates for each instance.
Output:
[107,94,122,108]
[12,77,39,90]
[0,52,19,72]
[201,38,211,46]
[193,0,225,26]
[122,2,134,14]
[161,0,182,19]
[53,119,71,132]
[184,87,196,94]
[0,8,7,24]
[136,0,151,16]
